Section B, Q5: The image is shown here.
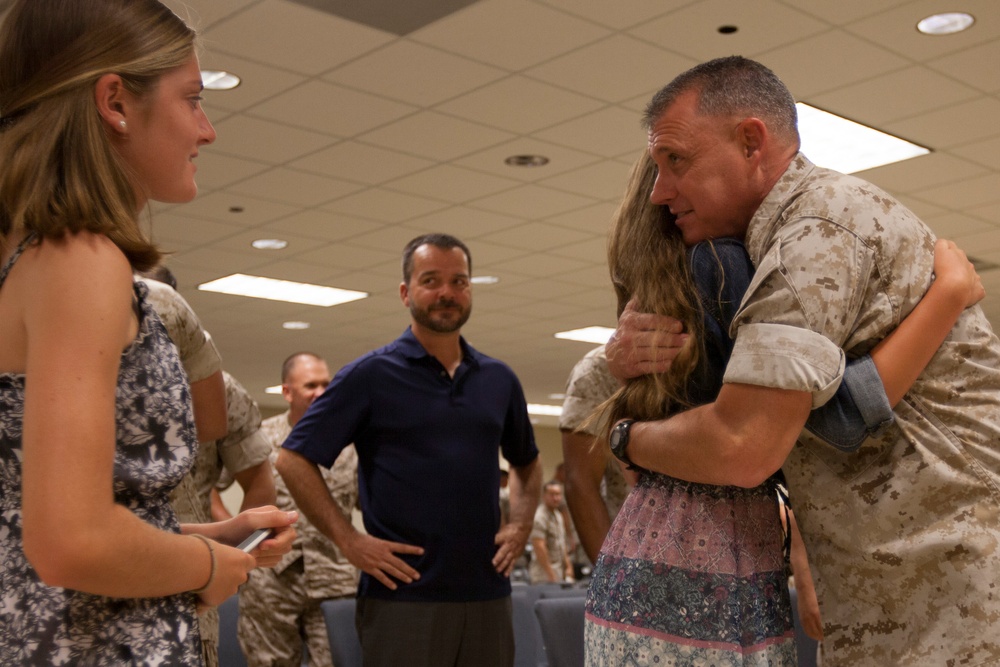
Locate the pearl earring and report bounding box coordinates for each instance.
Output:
[118,120,127,130]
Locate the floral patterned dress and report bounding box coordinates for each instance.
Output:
[584,240,797,666]
[0,234,203,665]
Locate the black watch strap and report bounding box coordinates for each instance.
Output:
[610,419,641,470]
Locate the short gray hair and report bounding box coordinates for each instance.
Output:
[643,56,799,144]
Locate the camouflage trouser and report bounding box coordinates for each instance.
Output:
[237,560,340,667]
[199,608,219,667]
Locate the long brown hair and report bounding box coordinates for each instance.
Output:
[0,0,197,270]
[598,152,706,439]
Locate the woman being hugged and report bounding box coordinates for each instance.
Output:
[0,1,295,664]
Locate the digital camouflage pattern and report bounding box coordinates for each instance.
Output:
[238,412,359,666]
[726,153,1000,666]
[559,345,629,519]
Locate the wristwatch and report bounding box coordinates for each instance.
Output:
[609,419,640,470]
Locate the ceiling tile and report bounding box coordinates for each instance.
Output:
[478,222,595,252]
[248,79,417,137]
[539,160,635,201]
[537,0,687,30]
[321,188,450,222]
[203,0,393,75]
[171,191,303,226]
[884,96,1000,149]
[162,0,259,30]
[843,0,1000,61]
[919,174,1000,210]
[923,212,998,239]
[758,30,909,98]
[808,65,980,126]
[357,111,516,161]
[632,0,828,61]
[211,114,337,163]
[859,152,988,195]
[454,138,602,181]
[197,51,307,113]
[190,151,272,192]
[402,207,527,241]
[410,0,610,71]
[260,211,388,242]
[324,40,507,106]
[388,165,521,203]
[526,34,694,103]
[534,106,647,159]
[928,40,1000,93]
[780,0,910,25]
[290,141,434,184]
[436,76,605,133]
[227,167,363,207]
[470,184,599,219]
[950,135,1000,170]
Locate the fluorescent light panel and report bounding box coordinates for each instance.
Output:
[554,326,615,345]
[198,274,368,307]
[797,103,929,174]
[265,385,283,395]
[527,403,563,417]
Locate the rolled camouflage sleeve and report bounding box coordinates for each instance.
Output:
[218,372,270,474]
[725,220,876,407]
[558,347,619,435]
[140,278,222,383]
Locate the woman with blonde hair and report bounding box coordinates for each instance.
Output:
[584,152,984,665]
[0,1,295,663]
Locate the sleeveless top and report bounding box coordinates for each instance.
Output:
[0,234,203,665]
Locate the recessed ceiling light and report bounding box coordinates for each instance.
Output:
[265,385,283,395]
[201,70,241,90]
[504,154,549,167]
[527,403,563,417]
[470,275,500,285]
[917,12,974,35]
[251,238,289,250]
[282,321,311,330]
[554,326,615,345]
[198,274,368,307]
[548,393,566,400]
[797,103,929,173]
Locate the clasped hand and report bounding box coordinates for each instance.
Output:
[605,299,690,381]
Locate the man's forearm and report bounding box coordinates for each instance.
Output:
[508,457,542,529]
[628,383,811,488]
[234,461,277,511]
[562,430,612,563]
[276,449,356,546]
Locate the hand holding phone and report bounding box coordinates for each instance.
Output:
[237,528,273,553]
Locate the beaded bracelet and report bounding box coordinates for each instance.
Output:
[190,534,216,594]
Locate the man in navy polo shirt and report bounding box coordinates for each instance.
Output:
[278,233,542,667]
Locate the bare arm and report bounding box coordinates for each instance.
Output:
[870,238,984,406]
[531,537,558,582]
[19,233,254,607]
[493,457,542,575]
[787,509,823,640]
[190,370,227,443]
[562,429,612,564]
[626,383,812,488]
[276,448,423,589]
[233,460,277,512]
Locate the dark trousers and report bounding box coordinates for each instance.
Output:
[355,596,514,667]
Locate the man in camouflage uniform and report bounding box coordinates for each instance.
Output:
[238,352,359,667]
[559,345,630,564]
[606,56,1000,666]
[143,276,276,667]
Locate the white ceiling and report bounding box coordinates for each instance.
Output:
[113,0,1000,419]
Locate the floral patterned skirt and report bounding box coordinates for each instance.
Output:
[585,473,796,667]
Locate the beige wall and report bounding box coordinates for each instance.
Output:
[527,423,563,482]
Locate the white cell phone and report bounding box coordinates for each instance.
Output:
[237,528,273,553]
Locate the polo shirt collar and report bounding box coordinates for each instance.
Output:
[396,326,481,369]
